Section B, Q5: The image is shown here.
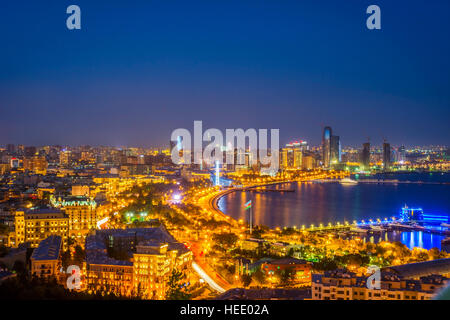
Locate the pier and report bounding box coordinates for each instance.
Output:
[289,218,450,237]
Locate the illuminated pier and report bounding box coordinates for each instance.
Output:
[292,206,450,236]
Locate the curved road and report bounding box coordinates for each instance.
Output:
[192,262,226,293]
[195,175,339,293]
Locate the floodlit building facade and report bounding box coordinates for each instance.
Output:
[51,196,97,241]
[30,235,62,278]
[84,228,193,299]
[14,209,69,249]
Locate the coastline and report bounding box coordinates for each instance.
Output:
[211,175,450,228]
[210,180,312,222]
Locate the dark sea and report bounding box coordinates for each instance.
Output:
[218,172,450,250]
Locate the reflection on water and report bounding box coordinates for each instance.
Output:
[218,179,450,250]
[357,231,445,250]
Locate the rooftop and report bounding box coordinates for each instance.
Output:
[31,235,62,261]
[26,208,63,215]
[383,258,450,279]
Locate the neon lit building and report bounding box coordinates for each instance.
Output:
[330,135,341,165]
[400,205,449,224]
[400,206,424,221]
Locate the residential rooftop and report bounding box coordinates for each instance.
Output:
[30,235,62,261]
[382,258,450,279]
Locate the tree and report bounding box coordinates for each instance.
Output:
[428,248,442,260]
[241,274,252,287]
[73,245,85,264]
[12,260,25,275]
[344,253,369,268]
[0,275,134,300]
[288,247,295,257]
[61,250,71,269]
[313,257,339,272]
[252,269,266,285]
[276,266,295,286]
[212,233,238,248]
[0,245,9,258]
[250,226,265,239]
[165,269,191,300]
[67,237,75,247]
[0,223,9,235]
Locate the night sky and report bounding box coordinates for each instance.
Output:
[0,0,449,148]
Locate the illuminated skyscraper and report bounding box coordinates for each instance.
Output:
[383,141,391,171]
[6,144,15,154]
[323,127,340,168]
[59,149,71,166]
[397,145,406,163]
[281,141,307,170]
[330,135,341,165]
[322,126,332,168]
[17,144,24,155]
[361,142,370,170]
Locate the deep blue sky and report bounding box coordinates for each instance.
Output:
[0,0,449,148]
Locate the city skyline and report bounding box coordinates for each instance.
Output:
[1,0,449,147]
[1,139,447,151]
[2,0,450,306]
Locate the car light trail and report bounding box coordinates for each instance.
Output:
[192,262,225,293]
[96,217,109,228]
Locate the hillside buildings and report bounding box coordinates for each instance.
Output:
[84,227,193,299]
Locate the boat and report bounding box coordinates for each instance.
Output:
[370,225,385,232]
[339,178,358,185]
[350,227,368,233]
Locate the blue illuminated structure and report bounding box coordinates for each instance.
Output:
[422,214,450,223]
[400,206,424,221]
[210,161,233,187]
[215,160,220,186]
[400,205,449,224]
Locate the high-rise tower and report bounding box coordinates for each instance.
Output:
[330,135,341,164]
[383,141,391,171]
[322,126,332,168]
[361,142,371,170]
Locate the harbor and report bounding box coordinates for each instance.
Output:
[287,206,450,250]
